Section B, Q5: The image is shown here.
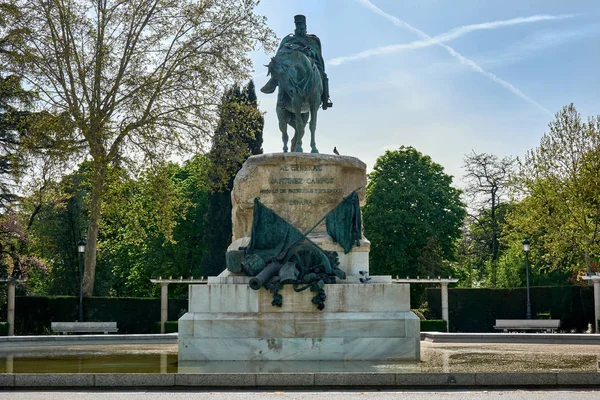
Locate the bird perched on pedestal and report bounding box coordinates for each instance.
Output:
[359,270,371,283]
[333,147,339,155]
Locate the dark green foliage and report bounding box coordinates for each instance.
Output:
[12,296,186,335]
[364,147,465,277]
[0,74,32,208]
[152,321,178,334]
[27,157,210,297]
[426,286,594,332]
[202,81,264,276]
[14,296,77,334]
[202,192,233,277]
[411,308,433,320]
[0,322,8,335]
[206,81,264,191]
[364,147,465,305]
[420,319,447,332]
[26,169,88,295]
[101,159,210,297]
[0,74,33,279]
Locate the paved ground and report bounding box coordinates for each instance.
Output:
[2,390,600,399]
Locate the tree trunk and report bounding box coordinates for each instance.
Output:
[83,163,106,296]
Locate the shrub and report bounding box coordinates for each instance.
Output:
[421,320,447,332]
[152,321,179,333]
[411,308,434,320]
[0,322,8,336]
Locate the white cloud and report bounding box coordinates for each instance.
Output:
[356,0,553,116]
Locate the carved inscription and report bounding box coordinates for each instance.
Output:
[259,164,343,205]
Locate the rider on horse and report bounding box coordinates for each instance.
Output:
[261,15,332,110]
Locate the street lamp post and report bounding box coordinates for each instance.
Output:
[77,239,86,322]
[523,238,532,319]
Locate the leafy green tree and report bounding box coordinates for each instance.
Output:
[0,0,275,295]
[456,202,514,287]
[25,165,89,294]
[462,152,515,286]
[364,146,466,281]
[508,104,600,276]
[100,157,210,297]
[202,81,264,276]
[416,236,453,279]
[26,156,210,297]
[0,63,71,283]
[0,75,31,209]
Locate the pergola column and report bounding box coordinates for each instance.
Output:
[582,275,600,333]
[160,283,169,334]
[441,282,449,332]
[150,277,208,334]
[593,278,600,334]
[7,281,15,336]
[393,277,457,333]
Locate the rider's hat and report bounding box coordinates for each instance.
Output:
[294,15,306,25]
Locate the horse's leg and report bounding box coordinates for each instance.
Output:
[302,112,310,131]
[294,105,304,152]
[308,102,319,153]
[289,115,297,152]
[277,106,289,153]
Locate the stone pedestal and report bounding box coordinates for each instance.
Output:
[178,153,420,361]
[231,153,367,240]
[229,153,369,276]
[178,283,420,361]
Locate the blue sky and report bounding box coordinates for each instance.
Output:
[249,0,600,187]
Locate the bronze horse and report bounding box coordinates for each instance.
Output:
[266,47,323,153]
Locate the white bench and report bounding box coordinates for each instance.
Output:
[494,319,560,333]
[51,322,118,334]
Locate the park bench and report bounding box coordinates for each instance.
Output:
[494,319,560,333]
[51,321,118,335]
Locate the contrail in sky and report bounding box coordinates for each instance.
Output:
[355,0,553,116]
[328,14,573,66]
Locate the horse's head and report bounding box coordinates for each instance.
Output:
[266,56,285,79]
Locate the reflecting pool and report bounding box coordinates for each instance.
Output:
[1,341,599,374]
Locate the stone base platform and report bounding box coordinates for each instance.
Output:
[178,283,420,361]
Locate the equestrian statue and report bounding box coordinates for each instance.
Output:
[261,15,333,153]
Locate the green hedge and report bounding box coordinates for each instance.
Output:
[426,286,594,333]
[13,296,187,335]
[420,319,446,332]
[152,321,179,333]
[0,322,8,336]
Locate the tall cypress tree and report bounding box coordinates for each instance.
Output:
[0,75,32,209]
[201,81,263,276]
